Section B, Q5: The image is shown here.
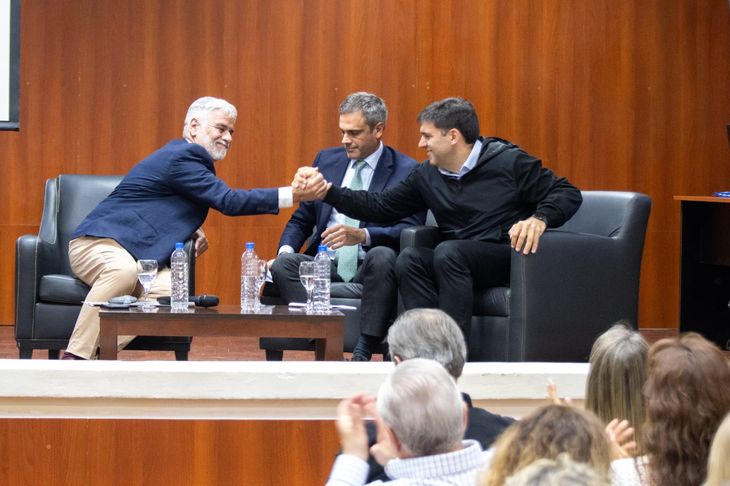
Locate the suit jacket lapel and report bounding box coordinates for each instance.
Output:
[369,147,394,193]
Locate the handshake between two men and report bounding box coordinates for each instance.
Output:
[291,166,332,202]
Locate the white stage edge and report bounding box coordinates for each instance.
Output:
[0,360,587,419]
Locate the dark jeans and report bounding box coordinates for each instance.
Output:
[395,239,511,337]
[270,246,399,338]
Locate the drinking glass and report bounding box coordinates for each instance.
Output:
[298,261,316,313]
[136,259,158,311]
[254,258,268,311]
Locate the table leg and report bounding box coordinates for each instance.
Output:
[98,322,119,360]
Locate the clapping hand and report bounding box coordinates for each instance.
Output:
[606,419,637,459]
[335,394,376,461]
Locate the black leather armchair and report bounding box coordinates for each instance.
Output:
[15,174,194,359]
[400,191,651,362]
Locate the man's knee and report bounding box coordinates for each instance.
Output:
[99,260,139,293]
[271,252,305,280]
[433,241,467,272]
[363,246,396,267]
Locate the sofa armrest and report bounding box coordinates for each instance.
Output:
[400,226,443,251]
[507,230,640,361]
[15,235,42,338]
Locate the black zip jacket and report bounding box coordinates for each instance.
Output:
[323,137,582,243]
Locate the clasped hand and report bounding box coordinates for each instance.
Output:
[291,167,331,202]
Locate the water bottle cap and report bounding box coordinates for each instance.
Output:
[175,242,184,249]
[318,244,327,252]
[245,242,255,250]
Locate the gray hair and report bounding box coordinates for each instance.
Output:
[182,96,237,138]
[339,92,387,128]
[377,358,464,456]
[387,309,467,380]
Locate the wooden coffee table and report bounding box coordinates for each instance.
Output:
[98,305,345,361]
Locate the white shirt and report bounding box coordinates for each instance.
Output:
[610,456,649,486]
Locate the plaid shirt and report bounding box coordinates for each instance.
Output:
[326,440,489,485]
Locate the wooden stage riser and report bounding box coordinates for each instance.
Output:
[0,419,339,486]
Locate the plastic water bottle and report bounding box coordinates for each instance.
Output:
[313,244,331,312]
[170,242,189,312]
[240,242,258,312]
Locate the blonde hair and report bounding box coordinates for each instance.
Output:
[706,412,730,486]
[585,322,648,453]
[480,405,611,486]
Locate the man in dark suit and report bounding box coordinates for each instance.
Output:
[63,96,327,360]
[270,92,425,361]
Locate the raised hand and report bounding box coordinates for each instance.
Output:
[292,167,331,202]
[335,394,376,461]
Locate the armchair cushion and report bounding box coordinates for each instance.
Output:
[39,274,90,304]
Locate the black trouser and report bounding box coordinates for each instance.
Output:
[270,246,399,338]
[395,239,511,338]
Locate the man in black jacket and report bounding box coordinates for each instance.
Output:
[310,97,582,339]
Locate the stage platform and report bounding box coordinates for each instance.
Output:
[0,359,587,419]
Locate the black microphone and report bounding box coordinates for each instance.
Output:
[190,295,219,307]
[157,295,219,307]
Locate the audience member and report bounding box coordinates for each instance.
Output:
[480,404,612,486]
[270,92,424,361]
[63,96,327,360]
[326,358,490,485]
[387,308,514,447]
[585,322,648,455]
[313,97,582,344]
[504,453,610,486]
[705,412,730,486]
[361,308,514,481]
[611,333,730,486]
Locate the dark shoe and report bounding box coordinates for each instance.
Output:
[351,354,371,362]
[61,351,86,360]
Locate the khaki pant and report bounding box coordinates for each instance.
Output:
[67,237,171,359]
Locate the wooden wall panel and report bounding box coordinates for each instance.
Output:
[0,0,727,329]
[0,419,339,485]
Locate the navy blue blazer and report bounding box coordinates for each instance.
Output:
[73,139,280,264]
[278,145,425,256]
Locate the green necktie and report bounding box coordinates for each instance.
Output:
[336,160,367,282]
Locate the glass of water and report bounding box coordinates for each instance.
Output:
[136,259,158,311]
[255,258,268,311]
[298,261,315,313]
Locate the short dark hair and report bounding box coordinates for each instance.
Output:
[339,92,387,128]
[417,97,479,144]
